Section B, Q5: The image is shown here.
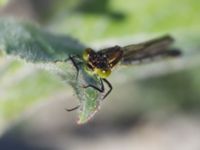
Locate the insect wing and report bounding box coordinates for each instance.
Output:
[121,35,175,64]
[98,46,123,68]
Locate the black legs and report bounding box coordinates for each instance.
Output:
[60,56,113,112]
[66,105,80,112]
[66,78,113,112]
[83,78,104,93]
[66,55,113,99]
[83,78,113,99]
[68,55,80,80]
[102,79,112,99]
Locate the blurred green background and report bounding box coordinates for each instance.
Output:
[0,0,200,150]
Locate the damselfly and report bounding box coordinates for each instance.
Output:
[67,35,181,111]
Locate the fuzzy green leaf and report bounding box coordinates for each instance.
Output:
[0,19,85,62]
[0,19,102,124]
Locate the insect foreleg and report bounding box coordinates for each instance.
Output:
[83,78,105,93]
[102,79,113,99]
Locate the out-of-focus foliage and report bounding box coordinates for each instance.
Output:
[46,0,200,42]
[0,0,8,6]
[0,0,200,130]
[0,60,63,118]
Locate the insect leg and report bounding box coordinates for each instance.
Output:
[68,55,80,80]
[66,78,107,112]
[83,78,105,93]
[54,55,81,80]
[83,79,113,99]
[102,79,113,99]
[66,56,81,112]
[65,105,80,112]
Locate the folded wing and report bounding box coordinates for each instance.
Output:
[121,35,181,65]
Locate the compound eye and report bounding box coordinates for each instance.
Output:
[95,68,111,79]
[83,48,93,62]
